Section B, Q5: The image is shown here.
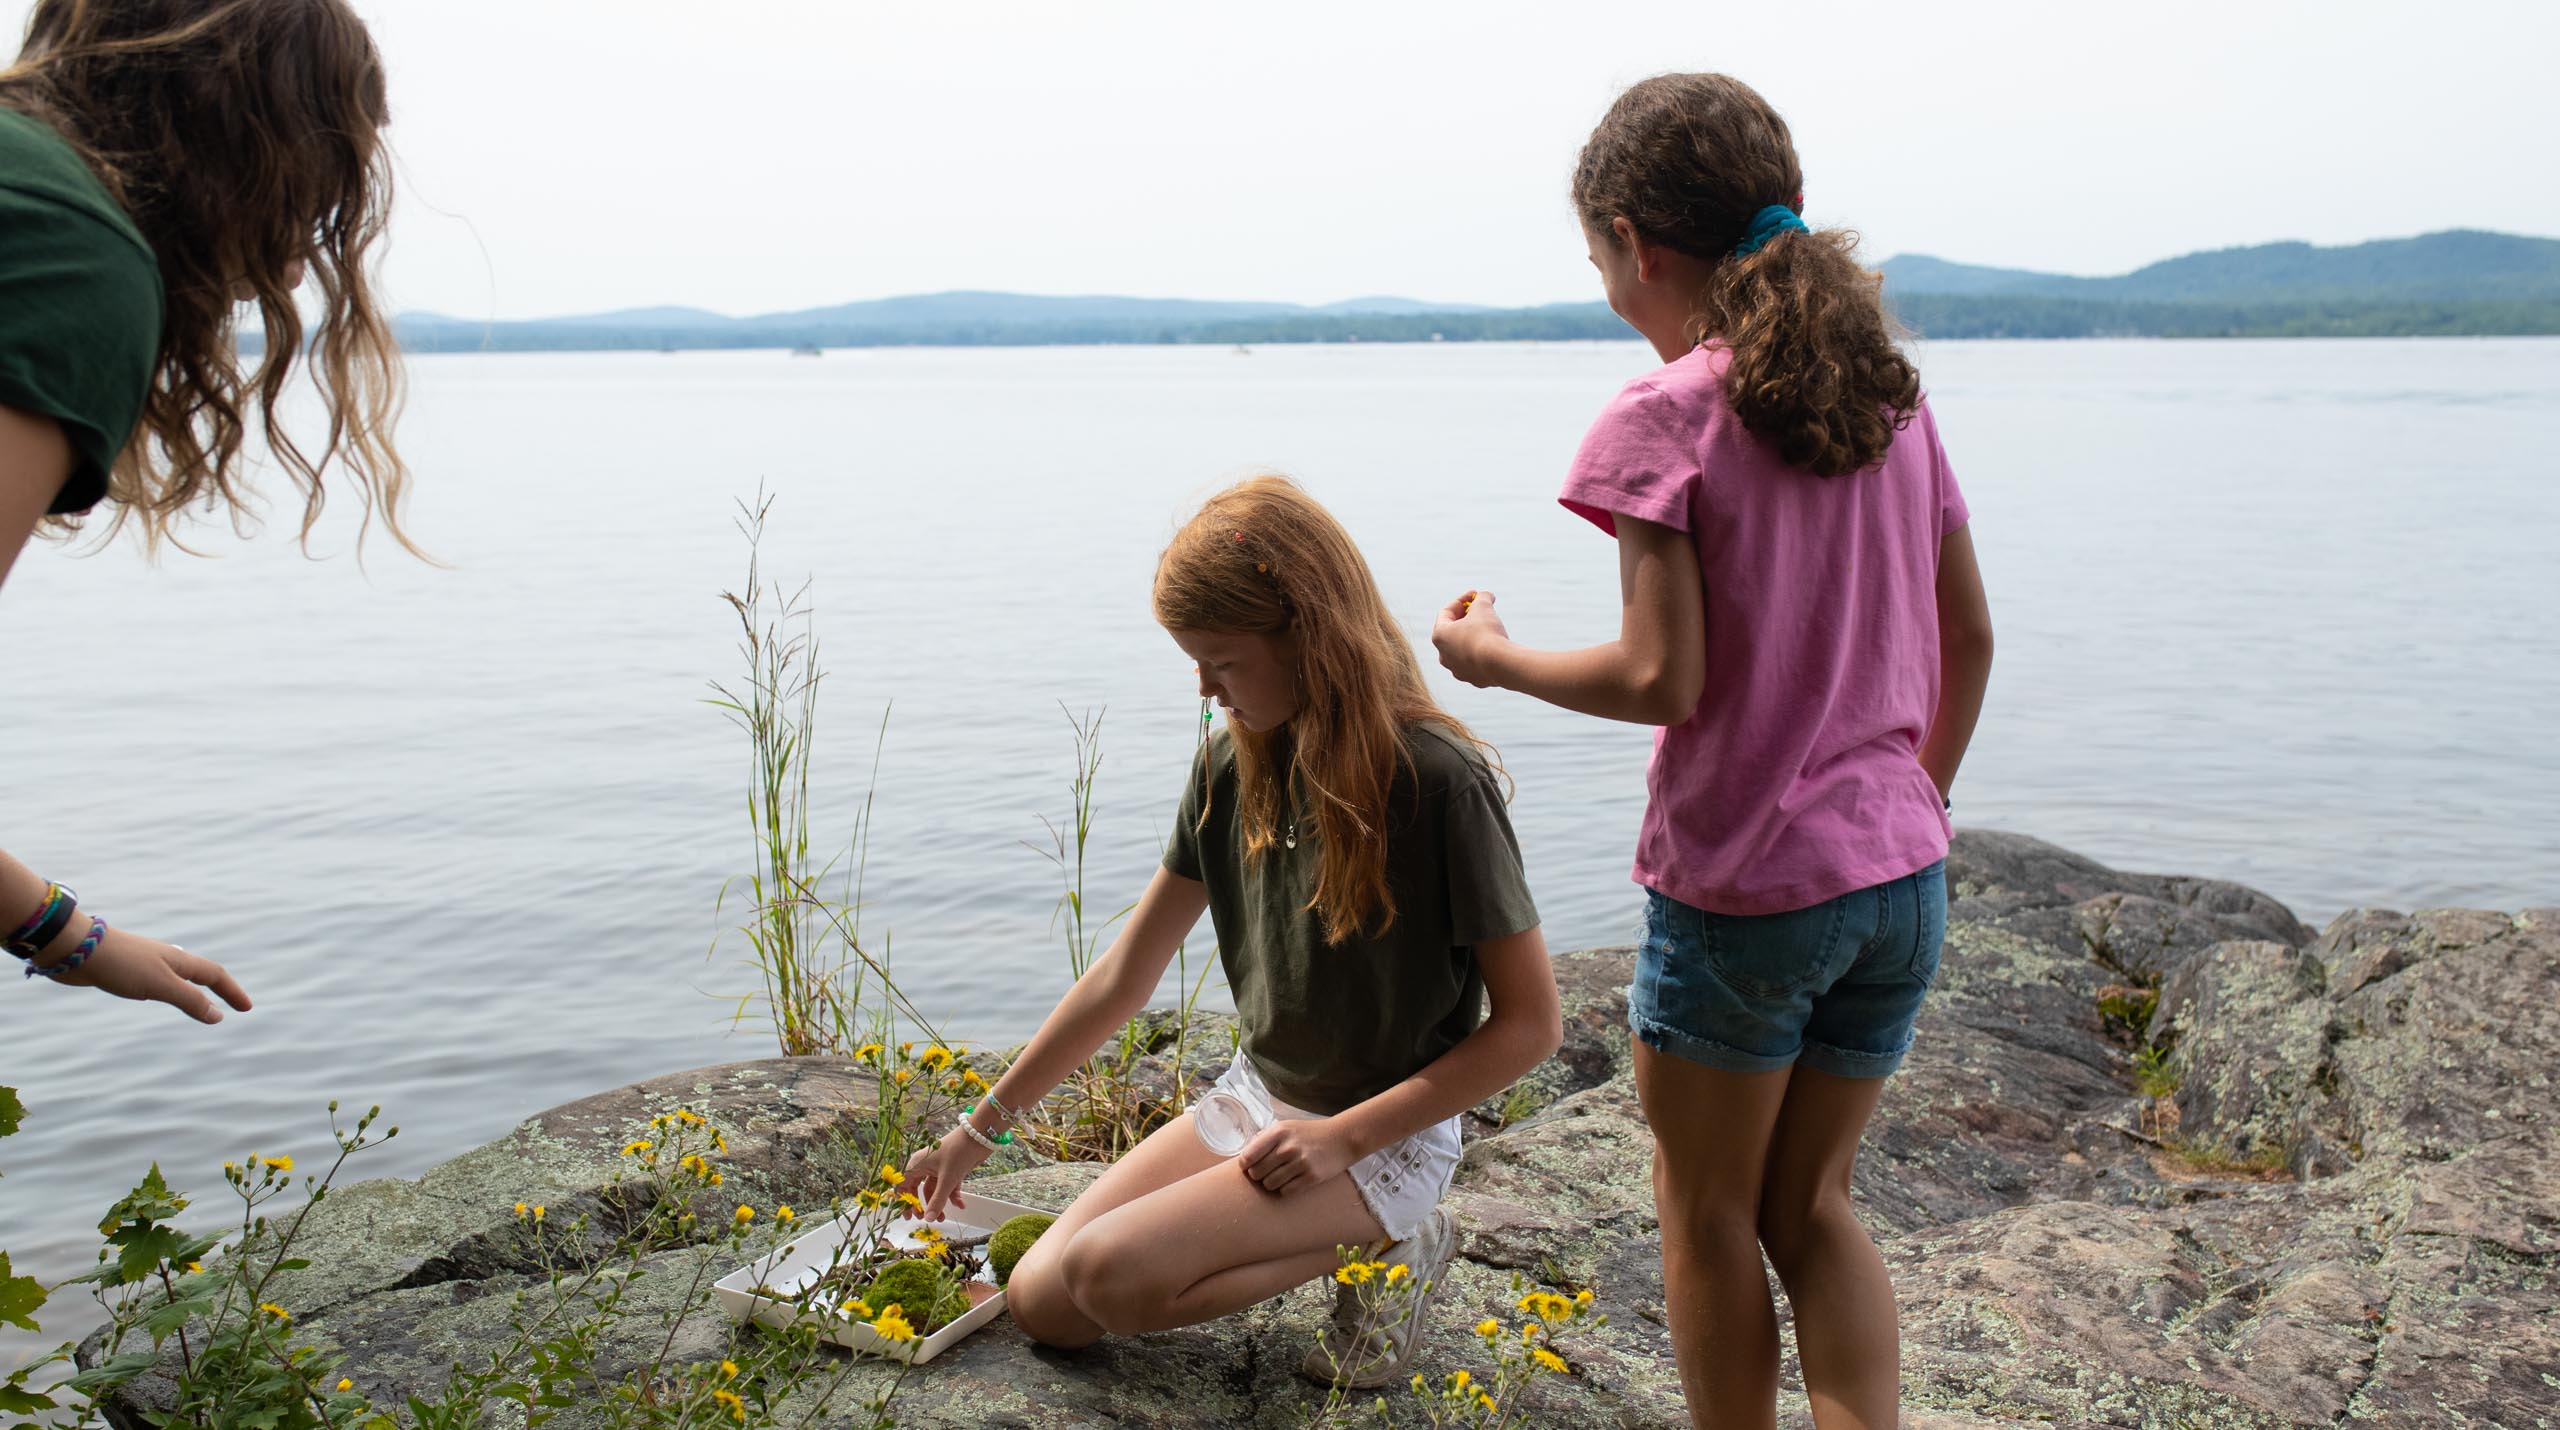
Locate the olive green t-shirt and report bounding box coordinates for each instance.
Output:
[1164,722,1541,1115]
[0,106,163,514]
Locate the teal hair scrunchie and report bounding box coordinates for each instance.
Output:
[1733,204,1808,257]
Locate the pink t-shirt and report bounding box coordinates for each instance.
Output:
[1558,344,1968,916]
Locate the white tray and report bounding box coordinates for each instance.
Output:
[712,1194,1054,1365]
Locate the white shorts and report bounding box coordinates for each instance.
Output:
[1206,1051,1461,1243]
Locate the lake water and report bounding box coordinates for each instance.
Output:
[4,337,2556,1366]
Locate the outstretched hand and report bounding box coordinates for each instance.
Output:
[905,1125,993,1221]
[46,928,251,1024]
[1431,589,1511,688]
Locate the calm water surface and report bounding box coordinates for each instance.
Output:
[4,337,2555,1363]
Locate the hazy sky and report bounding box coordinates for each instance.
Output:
[9,0,2554,318]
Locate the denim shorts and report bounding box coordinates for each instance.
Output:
[1628,860,1946,1078]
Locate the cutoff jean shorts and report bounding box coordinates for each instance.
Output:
[1628,859,1946,1078]
[1205,1051,1461,1242]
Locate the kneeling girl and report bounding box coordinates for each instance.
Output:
[905,474,1560,1386]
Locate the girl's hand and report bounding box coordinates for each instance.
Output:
[905,1125,994,1221]
[1431,590,1511,688]
[42,928,251,1024]
[1238,1118,1358,1197]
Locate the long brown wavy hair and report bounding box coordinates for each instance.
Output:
[1154,475,1499,945]
[1,0,415,553]
[1573,72,1920,477]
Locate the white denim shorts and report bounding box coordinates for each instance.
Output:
[1202,1050,1462,1242]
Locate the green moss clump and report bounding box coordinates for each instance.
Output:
[860,1257,968,1330]
[989,1213,1056,1286]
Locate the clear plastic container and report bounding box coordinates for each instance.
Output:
[1191,1080,1276,1157]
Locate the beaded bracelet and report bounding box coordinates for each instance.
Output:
[26,915,105,980]
[6,882,77,960]
[960,1104,1016,1146]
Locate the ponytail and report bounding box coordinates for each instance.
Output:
[1573,73,1919,476]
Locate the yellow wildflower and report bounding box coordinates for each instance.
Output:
[709,1170,724,1187]
[1477,1392,1497,1412]
[872,1308,917,1342]
[1333,1263,1375,1285]
[532,1204,546,1222]
[712,1387,746,1423]
[720,1359,740,1379]
[336,1378,353,1392]
[919,1046,953,1072]
[260,1155,294,1172]
[892,1068,914,1085]
[258,1302,290,1321]
[734,1205,755,1225]
[514,1202,528,1218]
[621,1139,653,1158]
[776,1204,795,1223]
[1385,1264,1410,1284]
[879,1165,904,1186]
[1448,1369,1471,1392]
[1575,1288,1595,1306]
[897,1192,924,1211]
[185,1261,203,1274]
[1533,1348,1569,1374]
[1475,1318,1499,1339]
[856,1189,883,1210]
[845,1298,874,1320]
[1411,1374,1426,1392]
[961,1069,988,1091]
[855,1043,883,1063]
[712,1131,728,1152]
[899,1042,914,1058]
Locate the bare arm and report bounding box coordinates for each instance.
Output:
[1919,525,1993,800]
[1236,925,1563,1200]
[0,400,72,590]
[0,406,253,1020]
[1431,514,1705,726]
[907,863,1210,1215]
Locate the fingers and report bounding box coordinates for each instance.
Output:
[1438,590,1477,622]
[171,948,252,1014]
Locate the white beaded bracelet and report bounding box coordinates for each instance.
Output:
[957,1119,1002,1154]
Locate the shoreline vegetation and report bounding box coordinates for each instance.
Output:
[0,500,1597,1429]
[366,228,2560,354]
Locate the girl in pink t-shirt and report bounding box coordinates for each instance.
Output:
[1432,73,1995,1427]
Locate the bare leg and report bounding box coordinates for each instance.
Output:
[1633,1042,1795,1430]
[1757,1067,1899,1430]
[1006,1111,1227,1348]
[1006,1111,1387,1346]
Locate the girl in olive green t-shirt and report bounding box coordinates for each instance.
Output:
[0,0,415,1019]
[904,475,1564,1390]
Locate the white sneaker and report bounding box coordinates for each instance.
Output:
[1297,1206,1457,1388]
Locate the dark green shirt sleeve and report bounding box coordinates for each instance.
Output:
[1439,758,1541,946]
[0,130,163,514]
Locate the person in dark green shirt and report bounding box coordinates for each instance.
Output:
[904,475,1564,1391]
[0,0,413,1020]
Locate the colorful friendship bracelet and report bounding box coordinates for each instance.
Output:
[25,915,105,981]
[6,882,77,960]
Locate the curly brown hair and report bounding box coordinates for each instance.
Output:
[1572,73,1919,477]
[1,0,413,553]
[1153,475,1503,946]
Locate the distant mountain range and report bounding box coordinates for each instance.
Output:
[387,229,2560,353]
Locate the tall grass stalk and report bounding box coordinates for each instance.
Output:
[708,492,935,1057]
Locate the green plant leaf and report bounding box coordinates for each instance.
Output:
[59,1349,160,1392]
[112,1224,190,1285]
[142,1292,218,1344]
[0,1254,44,1332]
[0,1085,23,1139]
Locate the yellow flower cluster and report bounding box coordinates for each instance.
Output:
[870,1305,918,1342]
[1332,1258,1391,1286]
[1517,1290,1577,1322]
[257,1302,290,1322]
[712,1386,746,1423]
